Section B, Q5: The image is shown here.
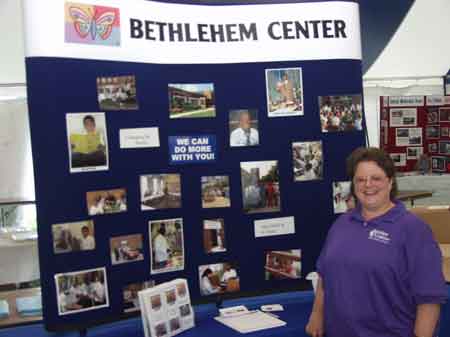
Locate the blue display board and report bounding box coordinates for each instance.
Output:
[23,0,366,331]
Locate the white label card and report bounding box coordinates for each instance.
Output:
[254,216,295,238]
[120,127,160,149]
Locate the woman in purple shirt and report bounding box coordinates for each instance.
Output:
[306,147,447,337]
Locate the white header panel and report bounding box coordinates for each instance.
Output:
[23,0,362,64]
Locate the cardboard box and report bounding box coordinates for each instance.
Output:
[410,207,450,281]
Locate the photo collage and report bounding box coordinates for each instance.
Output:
[382,99,450,172]
[54,67,365,316]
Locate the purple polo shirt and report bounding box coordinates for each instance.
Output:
[317,200,447,337]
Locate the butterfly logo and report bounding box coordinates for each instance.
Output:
[69,6,116,41]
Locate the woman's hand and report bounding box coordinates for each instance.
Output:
[305,310,324,337]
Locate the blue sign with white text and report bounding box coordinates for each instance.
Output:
[169,135,217,164]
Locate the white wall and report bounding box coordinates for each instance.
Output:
[0,0,26,84]
[0,87,35,201]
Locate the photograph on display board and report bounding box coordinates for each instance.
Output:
[64,3,120,46]
[440,107,450,122]
[123,281,155,313]
[292,141,323,181]
[332,181,355,214]
[165,289,177,306]
[439,141,450,155]
[427,108,439,124]
[66,113,108,173]
[180,303,191,317]
[203,219,226,254]
[140,174,182,211]
[154,322,168,337]
[395,128,422,146]
[266,67,303,117]
[429,143,438,153]
[97,75,138,110]
[86,188,127,215]
[168,83,215,119]
[319,95,363,132]
[55,267,109,316]
[389,108,417,127]
[407,147,423,160]
[431,156,447,172]
[441,127,449,138]
[240,161,280,214]
[170,317,181,333]
[52,220,95,254]
[425,126,440,139]
[201,176,230,208]
[198,262,240,296]
[110,234,144,265]
[149,218,184,274]
[229,109,259,147]
[177,282,187,299]
[265,249,301,280]
[390,153,407,167]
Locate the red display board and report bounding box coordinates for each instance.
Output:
[380,95,450,173]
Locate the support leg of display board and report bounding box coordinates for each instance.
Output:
[215,295,223,310]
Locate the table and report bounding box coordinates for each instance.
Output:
[1,288,450,337]
[0,288,42,327]
[397,190,433,206]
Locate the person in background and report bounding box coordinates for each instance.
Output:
[79,226,95,251]
[221,263,237,283]
[230,110,259,147]
[201,268,220,295]
[306,147,447,337]
[153,223,170,269]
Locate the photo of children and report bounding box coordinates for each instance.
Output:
[319,95,363,132]
[201,176,230,208]
[149,218,184,274]
[266,68,303,117]
[177,283,187,298]
[426,126,440,139]
[165,289,176,306]
[110,234,144,265]
[265,249,302,280]
[86,188,127,215]
[333,181,355,214]
[179,303,191,317]
[55,267,108,316]
[170,317,181,332]
[151,295,162,311]
[203,219,226,254]
[97,75,138,110]
[123,281,155,313]
[439,141,450,155]
[229,109,259,147]
[431,156,447,172]
[198,263,240,296]
[66,113,108,173]
[241,161,280,214]
[52,220,95,254]
[427,108,439,124]
[140,174,182,211]
[168,83,215,119]
[292,141,323,181]
[440,107,450,122]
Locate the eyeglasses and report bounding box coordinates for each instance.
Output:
[353,175,388,186]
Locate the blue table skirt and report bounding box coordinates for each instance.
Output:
[1,288,449,337]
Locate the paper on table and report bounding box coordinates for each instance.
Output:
[214,310,286,333]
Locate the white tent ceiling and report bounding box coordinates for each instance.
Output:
[364,0,450,81]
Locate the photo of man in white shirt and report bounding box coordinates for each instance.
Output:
[230,110,259,147]
[80,226,95,251]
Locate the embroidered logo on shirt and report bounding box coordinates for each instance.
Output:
[368,229,391,244]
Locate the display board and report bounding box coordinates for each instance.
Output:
[380,95,450,173]
[23,0,366,331]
